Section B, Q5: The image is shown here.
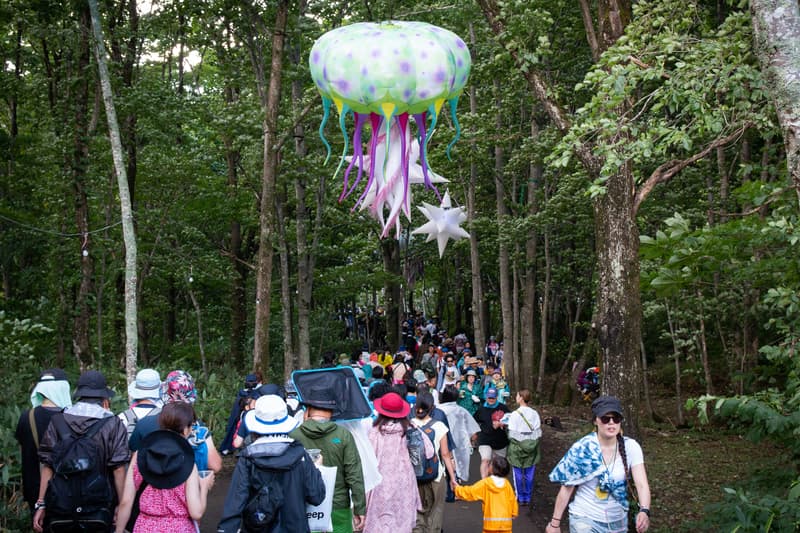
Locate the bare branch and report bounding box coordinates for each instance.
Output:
[628,55,671,78]
[633,123,751,215]
[276,98,316,152]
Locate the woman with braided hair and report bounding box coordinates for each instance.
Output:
[545,396,651,533]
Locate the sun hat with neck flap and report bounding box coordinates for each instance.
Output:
[31,368,72,409]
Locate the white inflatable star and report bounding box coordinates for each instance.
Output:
[412,191,470,257]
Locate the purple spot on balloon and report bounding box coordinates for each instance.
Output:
[434,70,446,83]
[457,58,463,67]
[394,49,399,55]
[456,39,466,49]
[361,66,368,76]
[372,49,381,58]
[312,51,320,63]
[400,62,411,73]
[403,89,411,98]
[336,80,350,92]
[323,67,328,80]
[421,51,428,58]
[369,85,376,93]
[419,90,428,98]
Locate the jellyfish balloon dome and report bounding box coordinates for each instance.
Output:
[310,21,472,253]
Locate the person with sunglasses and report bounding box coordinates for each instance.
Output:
[546,396,651,533]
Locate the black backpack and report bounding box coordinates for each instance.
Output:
[44,415,115,532]
[242,460,285,532]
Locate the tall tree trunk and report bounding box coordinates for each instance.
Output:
[382,239,402,350]
[89,0,138,383]
[750,0,800,206]
[520,112,540,393]
[187,284,207,380]
[72,3,94,369]
[665,302,685,426]
[276,189,296,379]
[478,0,643,438]
[696,289,715,395]
[494,81,515,390]
[292,0,318,370]
[467,23,486,355]
[228,159,248,363]
[536,229,551,397]
[216,29,248,364]
[250,0,289,375]
[593,160,642,434]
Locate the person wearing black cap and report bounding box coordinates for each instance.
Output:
[231,383,286,450]
[290,387,366,533]
[15,369,72,514]
[546,396,652,533]
[220,372,261,455]
[33,370,131,533]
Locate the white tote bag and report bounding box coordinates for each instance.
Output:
[307,465,337,532]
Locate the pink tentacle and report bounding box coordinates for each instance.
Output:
[355,113,383,209]
[342,112,369,201]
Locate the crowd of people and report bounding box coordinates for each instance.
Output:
[16,325,651,533]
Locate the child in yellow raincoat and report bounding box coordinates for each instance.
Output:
[453,456,518,532]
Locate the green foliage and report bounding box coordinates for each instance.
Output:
[692,481,800,532]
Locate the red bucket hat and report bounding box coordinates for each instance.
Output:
[373,392,410,419]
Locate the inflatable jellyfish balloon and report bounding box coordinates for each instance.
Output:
[310,21,472,241]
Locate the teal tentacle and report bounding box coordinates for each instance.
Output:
[332,103,351,182]
[445,96,462,161]
[319,96,332,165]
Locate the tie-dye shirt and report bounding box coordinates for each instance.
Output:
[549,433,644,523]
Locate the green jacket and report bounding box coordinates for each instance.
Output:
[290,419,366,514]
[506,436,541,468]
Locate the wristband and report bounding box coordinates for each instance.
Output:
[639,507,650,517]
[34,500,46,511]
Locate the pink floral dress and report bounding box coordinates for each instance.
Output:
[132,461,196,533]
[364,421,422,533]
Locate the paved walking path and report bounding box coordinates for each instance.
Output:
[199,435,559,532]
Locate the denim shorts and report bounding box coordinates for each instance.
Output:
[569,513,627,533]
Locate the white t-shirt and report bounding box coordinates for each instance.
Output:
[411,418,449,482]
[506,406,542,441]
[570,437,644,523]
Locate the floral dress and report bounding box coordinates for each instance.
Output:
[132,461,195,533]
[364,421,422,533]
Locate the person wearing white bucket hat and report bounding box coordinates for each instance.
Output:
[217,395,325,533]
[119,369,162,442]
